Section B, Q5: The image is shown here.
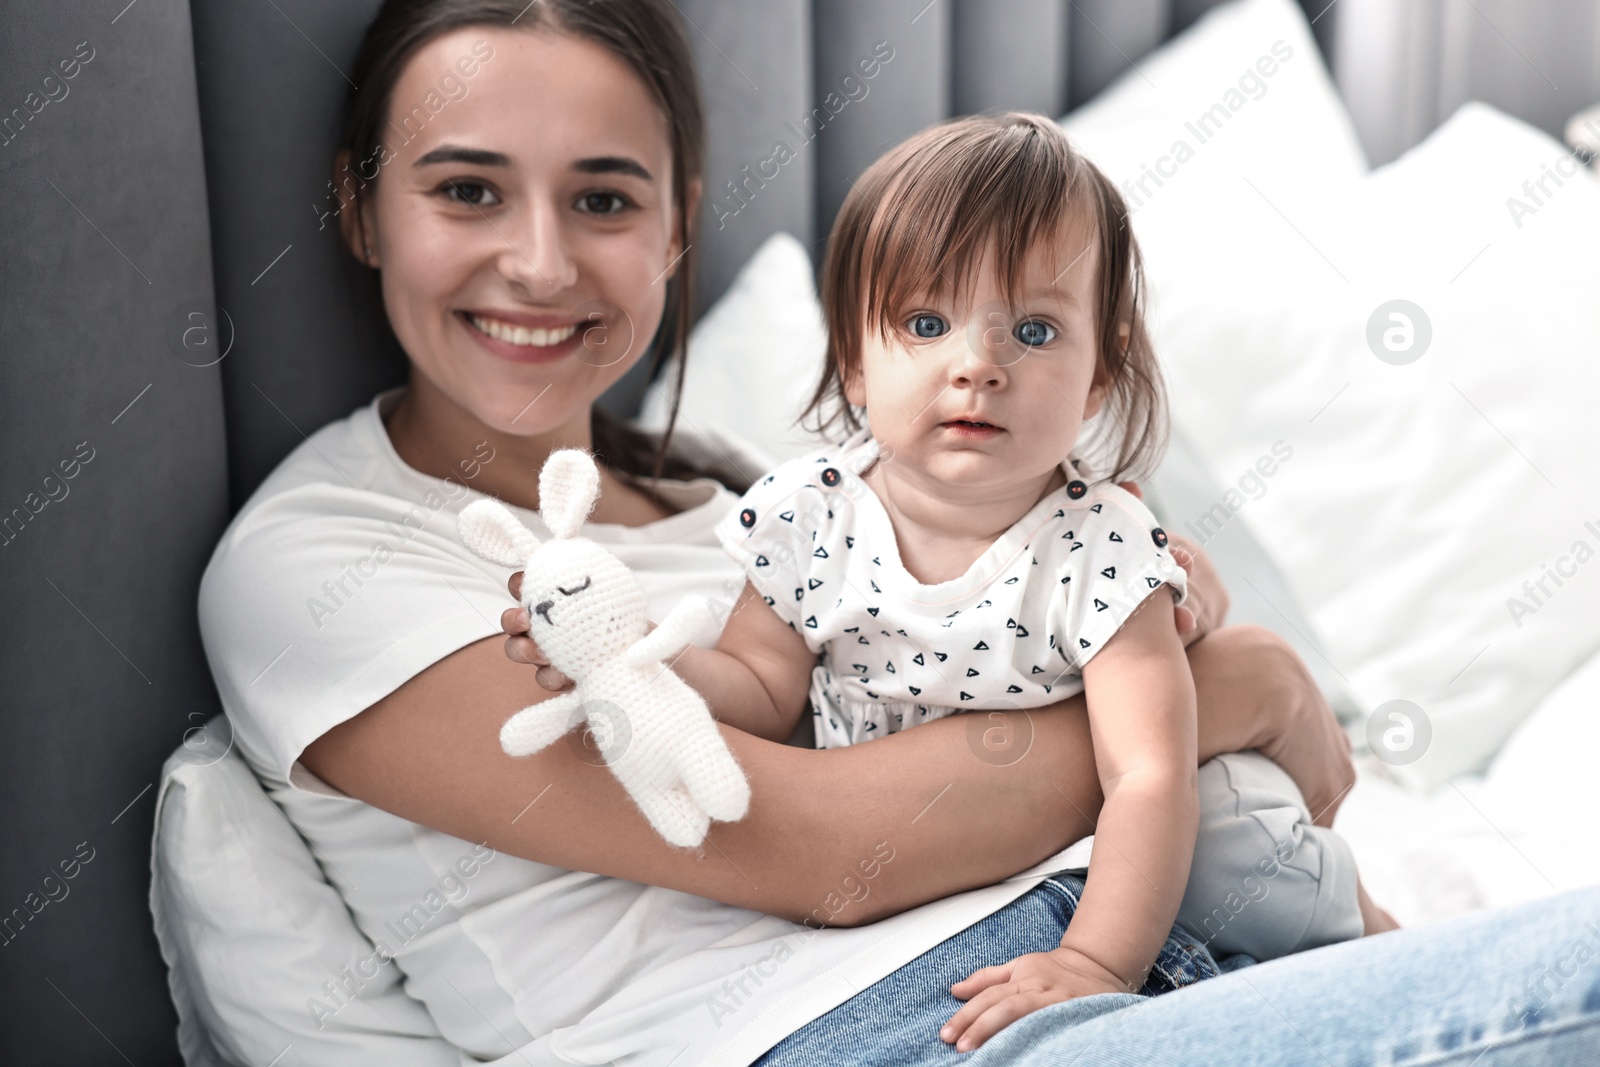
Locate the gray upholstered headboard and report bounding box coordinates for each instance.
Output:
[0,2,1330,1062]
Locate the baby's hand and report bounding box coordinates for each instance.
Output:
[941,946,1131,1052]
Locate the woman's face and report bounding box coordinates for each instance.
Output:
[345,26,692,437]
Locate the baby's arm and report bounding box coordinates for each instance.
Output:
[1053,590,1200,985]
[670,579,817,743]
[942,588,1197,1051]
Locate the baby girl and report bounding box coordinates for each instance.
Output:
[673,113,1392,1047]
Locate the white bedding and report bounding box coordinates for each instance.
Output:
[1061,4,1600,796]
[1342,568,1600,929]
[1340,636,1600,927]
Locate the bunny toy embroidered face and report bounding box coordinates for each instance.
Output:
[457,449,648,678]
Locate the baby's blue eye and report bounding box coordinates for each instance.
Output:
[909,314,948,339]
[1015,319,1056,346]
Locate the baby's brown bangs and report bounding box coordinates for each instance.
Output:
[860,118,1094,339]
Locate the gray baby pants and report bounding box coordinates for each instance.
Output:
[1176,751,1363,960]
[1057,750,1363,961]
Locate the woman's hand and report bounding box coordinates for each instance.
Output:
[1118,481,1229,647]
[1167,534,1227,646]
[1250,638,1356,828]
[501,572,573,693]
[1187,625,1356,829]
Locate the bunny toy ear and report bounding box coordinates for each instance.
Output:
[539,449,601,539]
[458,499,541,568]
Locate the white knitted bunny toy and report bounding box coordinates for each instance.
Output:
[456,448,750,848]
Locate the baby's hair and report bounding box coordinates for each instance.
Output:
[804,111,1168,483]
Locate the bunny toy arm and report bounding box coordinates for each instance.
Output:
[619,595,719,668]
[664,579,817,744]
[500,688,586,757]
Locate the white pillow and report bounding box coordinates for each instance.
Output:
[635,231,829,464]
[150,716,461,1066]
[1052,0,1372,719]
[1335,642,1600,928]
[1138,102,1600,790]
[1486,644,1600,844]
[1060,0,1369,234]
[1058,0,1600,789]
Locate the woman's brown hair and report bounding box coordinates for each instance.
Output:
[337,0,750,491]
[806,111,1168,484]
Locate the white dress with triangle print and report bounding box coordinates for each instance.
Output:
[714,427,1188,749]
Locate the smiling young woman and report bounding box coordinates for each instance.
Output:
[185,2,1513,1064]
[330,0,726,525]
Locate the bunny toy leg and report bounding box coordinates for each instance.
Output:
[675,724,752,824]
[634,780,712,849]
[500,689,586,757]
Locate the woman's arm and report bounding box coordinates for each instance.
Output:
[299,613,1342,929]
[300,626,1099,927]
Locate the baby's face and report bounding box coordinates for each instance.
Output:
[844,221,1109,498]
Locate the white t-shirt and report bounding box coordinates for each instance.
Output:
[197,387,1091,1067]
[715,428,1189,749]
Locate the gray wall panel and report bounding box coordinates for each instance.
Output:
[1334,0,1600,165]
[1436,0,1600,151]
[1069,0,1171,105]
[952,0,1070,117]
[0,0,225,1063]
[812,0,951,248]
[190,0,404,509]
[680,0,814,317]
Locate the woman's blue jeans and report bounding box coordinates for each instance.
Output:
[755,876,1600,1065]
